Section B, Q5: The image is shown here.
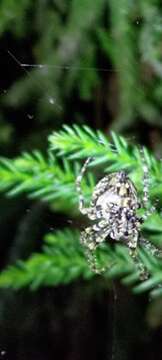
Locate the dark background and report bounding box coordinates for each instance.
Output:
[0,0,162,359]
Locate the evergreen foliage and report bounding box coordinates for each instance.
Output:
[0,125,162,298]
[1,0,162,136]
[0,0,162,356]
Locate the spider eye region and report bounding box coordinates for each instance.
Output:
[117,171,128,182]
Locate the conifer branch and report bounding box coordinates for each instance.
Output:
[0,125,162,297]
[49,124,162,197]
[0,151,93,212]
[0,228,161,299]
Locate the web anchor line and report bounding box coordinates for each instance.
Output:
[7,49,120,73]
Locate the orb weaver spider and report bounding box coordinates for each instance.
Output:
[76,153,158,275]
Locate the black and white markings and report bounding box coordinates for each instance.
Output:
[76,152,157,274]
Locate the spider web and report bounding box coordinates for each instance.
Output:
[5,48,141,146]
[7,48,120,113]
[2,30,143,359]
[0,7,161,358]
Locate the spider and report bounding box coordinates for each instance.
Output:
[76,155,157,274]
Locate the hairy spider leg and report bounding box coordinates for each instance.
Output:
[129,247,149,280]
[80,224,110,273]
[76,157,96,219]
[130,237,162,280]
[141,147,149,207]
[127,230,139,249]
[139,237,162,257]
[140,147,156,220]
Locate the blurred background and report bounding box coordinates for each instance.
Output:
[0,0,162,359]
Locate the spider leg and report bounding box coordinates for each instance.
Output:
[141,147,149,207]
[130,237,162,280]
[129,235,162,281]
[129,247,149,280]
[142,205,156,221]
[76,157,96,219]
[80,223,110,273]
[140,147,157,220]
[126,230,138,249]
[127,230,149,280]
[80,222,110,250]
[139,237,162,257]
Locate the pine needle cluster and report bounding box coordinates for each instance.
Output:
[0,125,162,298]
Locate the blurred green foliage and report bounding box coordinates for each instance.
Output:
[0,1,162,356]
[1,0,162,144]
[0,126,162,298]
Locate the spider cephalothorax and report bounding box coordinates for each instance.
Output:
[76,157,156,273]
